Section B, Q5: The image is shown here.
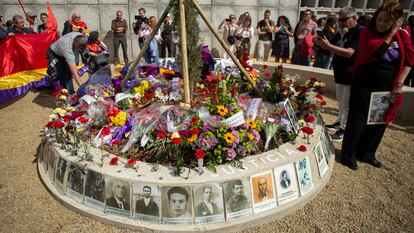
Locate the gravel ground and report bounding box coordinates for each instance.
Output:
[0,90,413,233]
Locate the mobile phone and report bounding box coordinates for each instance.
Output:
[316,29,324,38]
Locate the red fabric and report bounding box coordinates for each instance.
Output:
[45,3,57,32]
[87,42,102,53]
[350,27,414,124]
[68,20,88,31]
[0,32,59,77]
[301,34,314,57]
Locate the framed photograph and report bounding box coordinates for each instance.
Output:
[295,157,314,196]
[273,164,299,205]
[162,186,193,225]
[47,152,57,182]
[84,169,105,211]
[41,142,50,172]
[66,163,86,203]
[315,142,329,177]
[282,98,300,134]
[105,178,131,217]
[223,178,253,221]
[320,130,334,165]
[133,183,161,223]
[54,157,68,193]
[193,183,225,224]
[367,91,391,125]
[250,171,277,213]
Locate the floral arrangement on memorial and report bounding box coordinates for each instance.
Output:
[44,60,326,175]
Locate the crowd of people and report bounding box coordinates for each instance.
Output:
[1,3,414,171]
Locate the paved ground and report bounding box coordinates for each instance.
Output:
[0,90,413,233]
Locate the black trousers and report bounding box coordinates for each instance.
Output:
[341,65,394,165]
[159,39,173,58]
[46,48,74,94]
[113,36,129,64]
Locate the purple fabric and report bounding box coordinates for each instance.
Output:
[0,76,51,105]
[114,115,134,141]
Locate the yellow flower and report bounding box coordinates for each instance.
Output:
[59,95,67,101]
[134,87,145,96]
[291,101,298,109]
[217,105,228,117]
[66,107,75,112]
[283,90,288,95]
[61,89,68,94]
[140,80,150,89]
[110,111,127,126]
[49,114,58,120]
[170,132,181,139]
[224,132,235,144]
[54,108,67,116]
[187,134,197,143]
[298,119,305,126]
[247,133,255,141]
[246,118,256,129]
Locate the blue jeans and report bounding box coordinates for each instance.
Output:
[144,39,159,65]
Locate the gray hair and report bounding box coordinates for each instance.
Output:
[12,15,23,24]
[339,6,357,18]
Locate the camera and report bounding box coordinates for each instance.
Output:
[134,15,142,20]
[225,18,231,22]
[316,28,324,38]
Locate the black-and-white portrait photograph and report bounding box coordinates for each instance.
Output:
[274,164,299,205]
[84,169,105,210]
[250,171,277,213]
[296,157,314,196]
[162,186,193,224]
[223,178,253,221]
[133,183,160,222]
[315,142,329,177]
[55,157,67,185]
[367,91,391,125]
[66,163,86,202]
[105,178,131,217]
[47,152,57,181]
[193,183,225,224]
[283,98,300,134]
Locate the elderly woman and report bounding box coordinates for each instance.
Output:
[341,2,414,170]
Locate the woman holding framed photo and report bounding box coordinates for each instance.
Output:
[341,2,414,170]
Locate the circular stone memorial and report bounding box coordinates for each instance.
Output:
[38,116,334,232]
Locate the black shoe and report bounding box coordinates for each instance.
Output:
[326,121,340,131]
[331,129,345,142]
[364,159,382,168]
[341,159,359,171]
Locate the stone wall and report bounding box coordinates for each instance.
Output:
[0,0,300,61]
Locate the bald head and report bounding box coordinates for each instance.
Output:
[72,12,81,22]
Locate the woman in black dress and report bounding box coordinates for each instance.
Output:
[341,2,414,170]
[272,16,293,63]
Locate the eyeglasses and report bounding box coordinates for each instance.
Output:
[339,16,351,22]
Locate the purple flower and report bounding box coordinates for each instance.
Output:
[226,149,237,160]
[237,146,247,157]
[179,129,191,137]
[251,130,261,143]
[231,130,240,144]
[197,133,218,150]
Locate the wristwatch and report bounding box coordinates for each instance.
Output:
[397,82,404,88]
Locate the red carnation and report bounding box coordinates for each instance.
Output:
[128,157,137,166]
[316,93,324,100]
[70,95,79,101]
[52,91,60,97]
[195,148,205,159]
[77,116,89,123]
[301,126,314,135]
[149,87,155,93]
[101,127,110,136]
[298,145,307,152]
[171,137,181,145]
[191,128,200,135]
[265,72,271,77]
[263,64,268,69]
[63,116,71,123]
[132,97,138,102]
[112,139,121,146]
[321,100,327,106]
[192,116,198,125]
[110,157,119,165]
[279,109,287,115]
[144,93,153,99]
[53,121,64,129]
[157,132,166,139]
[304,115,315,123]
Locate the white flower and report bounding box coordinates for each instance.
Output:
[61,89,68,94]
[170,132,180,139]
[155,89,169,102]
[169,91,182,101]
[49,114,58,120]
[59,95,67,101]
